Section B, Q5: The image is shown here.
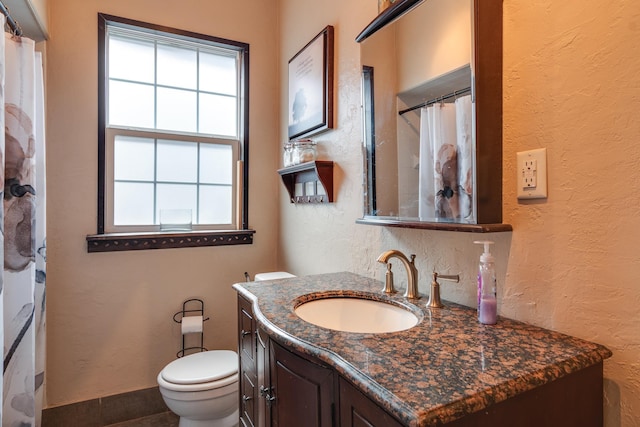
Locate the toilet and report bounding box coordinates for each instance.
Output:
[158,272,294,427]
[157,350,239,427]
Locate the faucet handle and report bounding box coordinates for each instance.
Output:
[382,263,397,294]
[426,272,460,308]
[436,273,459,283]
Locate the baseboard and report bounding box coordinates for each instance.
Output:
[42,386,170,427]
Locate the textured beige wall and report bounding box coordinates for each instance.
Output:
[278,0,640,425]
[45,0,279,406]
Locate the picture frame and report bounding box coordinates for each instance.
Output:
[288,25,334,140]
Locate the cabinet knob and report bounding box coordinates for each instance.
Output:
[259,385,270,397]
[241,329,251,337]
[242,394,253,402]
[259,385,276,406]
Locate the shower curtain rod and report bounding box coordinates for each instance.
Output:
[398,86,471,116]
[0,0,23,36]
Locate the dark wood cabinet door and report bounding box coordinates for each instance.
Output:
[239,296,256,368]
[240,371,257,427]
[339,377,403,427]
[269,340,335,427]
[238,296,258,427]
[256,327,269,427]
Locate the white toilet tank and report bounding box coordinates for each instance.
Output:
[254,272,295,281]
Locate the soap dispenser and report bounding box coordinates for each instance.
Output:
[474,241,497,325]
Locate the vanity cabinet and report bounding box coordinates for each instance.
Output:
[237,294,403,427]
[240,294,335,427]
[339,378,403,427]
[269,339,335,426]
[235,274,610,427]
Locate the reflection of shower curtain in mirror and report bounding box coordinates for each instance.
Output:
[418,107,434,220]
[456,95,473,221]
[418,94,473,221]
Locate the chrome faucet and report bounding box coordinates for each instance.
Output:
[376,250,419,299]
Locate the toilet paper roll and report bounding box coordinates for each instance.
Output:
[181,316,203,334]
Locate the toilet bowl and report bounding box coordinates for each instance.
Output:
[157,350,239,427]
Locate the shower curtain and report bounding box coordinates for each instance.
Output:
[1,19,47,426]
[418,94,473,221]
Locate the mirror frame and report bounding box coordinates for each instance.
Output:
[356,0,511,233]
[356,0,426,43]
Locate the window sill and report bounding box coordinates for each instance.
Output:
[86,229,255,253]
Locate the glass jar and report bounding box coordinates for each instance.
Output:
[283,142,294,167]
[292,139,317,165]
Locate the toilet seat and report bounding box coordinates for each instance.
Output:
[159,350,238,392]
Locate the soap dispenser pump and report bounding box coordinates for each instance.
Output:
[474,240,497,325]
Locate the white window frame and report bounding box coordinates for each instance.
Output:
[95,14,250,242]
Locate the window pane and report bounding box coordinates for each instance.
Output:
[157,139,198,183]
[199,185,232,224]
[157,43,197,90]
[157,87,197,133]
[109,80,155,128]
[114,182,155,225]
[200,52,237,95]
[103,20,246,232]
[157,184,197,224]
[109,35,155,84]
[114,136,155,181]
[200,144,233,184]
[199,93,237,136]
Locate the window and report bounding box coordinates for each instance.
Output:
[90,14,253,252]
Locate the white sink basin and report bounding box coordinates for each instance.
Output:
[294,296,420,333]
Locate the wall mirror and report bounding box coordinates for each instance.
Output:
[356,0,511,232]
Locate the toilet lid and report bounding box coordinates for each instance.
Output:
[161,350,238,385]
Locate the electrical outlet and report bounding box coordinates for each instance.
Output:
[517,148,547,199]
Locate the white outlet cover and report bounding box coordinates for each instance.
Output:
[517,148,547,199]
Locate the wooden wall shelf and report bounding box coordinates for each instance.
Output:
[356,217,512,233]
[278,161,334,203]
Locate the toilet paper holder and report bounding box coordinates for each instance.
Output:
[173,298,210,358]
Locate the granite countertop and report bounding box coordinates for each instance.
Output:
[233,272,612,426]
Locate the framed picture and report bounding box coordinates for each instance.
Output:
[288,25,334,140]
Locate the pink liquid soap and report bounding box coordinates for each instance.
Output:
[479,297,497,325]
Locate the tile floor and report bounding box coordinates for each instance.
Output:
[105,411,178,427]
